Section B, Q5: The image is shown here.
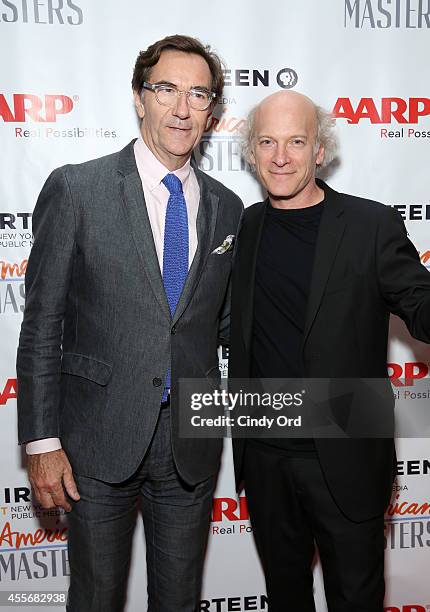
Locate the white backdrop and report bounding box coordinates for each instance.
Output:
[1,1,430,610]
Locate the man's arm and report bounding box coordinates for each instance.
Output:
[377,205,430,341]
[17,167,80,510]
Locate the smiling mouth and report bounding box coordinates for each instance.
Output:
[270,171,295,176]
[167,125,192,132]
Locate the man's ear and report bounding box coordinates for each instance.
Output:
[316,143,325,167]
[133,91,145,120]
[205,111,213,131]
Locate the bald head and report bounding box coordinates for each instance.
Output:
[242,90,332,208]
[242,90,336,170]
[254,91,319,139]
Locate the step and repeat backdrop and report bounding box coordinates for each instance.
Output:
[1,1,430,610]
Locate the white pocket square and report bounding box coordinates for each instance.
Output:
[211,235,235,255]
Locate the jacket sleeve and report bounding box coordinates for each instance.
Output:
[377,204,430,342]
[217,205,244,347]
[16,167,76,444]
[217,281,231,347]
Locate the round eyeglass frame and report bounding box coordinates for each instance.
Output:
[142,81,216,111]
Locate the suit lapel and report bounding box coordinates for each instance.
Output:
[118,143,221,325]
[117,141,171,320]
[303,181,346,346]
[172,166,219,325]
[238,200,267,352]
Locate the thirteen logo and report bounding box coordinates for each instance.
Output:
[222,67,298,89]
[391,203,430,222]
[0,212,32,230]
[0,94,75,122]
[395,459,430,476]
[276,68,298,89]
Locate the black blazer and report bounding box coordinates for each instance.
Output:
[229,180,430,522]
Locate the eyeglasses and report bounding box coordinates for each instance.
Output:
[142,81,216,111]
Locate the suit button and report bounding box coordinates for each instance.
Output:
[153,377,162,387]
[171,326,176,335]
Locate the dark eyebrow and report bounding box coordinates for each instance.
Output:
[152,80,177,87]
[152,80,211,92]
[190,85,211,92]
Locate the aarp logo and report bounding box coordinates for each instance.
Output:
[385,606,430,612]
[0,93,76,122]
[0,379,18,406]
[211,496,249,522]
[388,362,429,387]
[333,97,430,124]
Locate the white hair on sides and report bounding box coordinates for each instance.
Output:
[314,105,337,168]
[240,98,338,170]
[240,105,258,165]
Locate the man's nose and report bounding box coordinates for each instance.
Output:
[172,91,191,119]
[272,145,290,166]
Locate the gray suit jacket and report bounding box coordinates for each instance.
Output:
[17,140,243,484]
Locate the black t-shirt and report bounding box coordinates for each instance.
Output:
[251,197,325,453]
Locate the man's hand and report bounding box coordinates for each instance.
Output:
[28,449,80,512]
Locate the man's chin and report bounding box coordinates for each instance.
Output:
[268,189,296,201]
[159,145,193,162]
[162,138,195,157]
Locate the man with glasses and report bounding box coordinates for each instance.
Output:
[17,34,242,611]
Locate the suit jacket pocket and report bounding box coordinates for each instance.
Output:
[61,352,112,386]
[205,364,221,380]
[208,250,233,263]
[204,364,222,395]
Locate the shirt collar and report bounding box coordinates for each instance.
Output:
[134,136,192,193]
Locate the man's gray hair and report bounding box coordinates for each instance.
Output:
[241,102,337,170]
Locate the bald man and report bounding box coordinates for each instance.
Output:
[228,91,430,611]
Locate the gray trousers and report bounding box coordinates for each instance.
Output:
[66,407,215,612]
